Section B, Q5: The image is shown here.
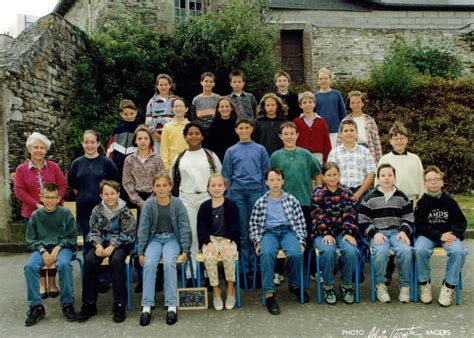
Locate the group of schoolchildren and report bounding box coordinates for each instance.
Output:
[22,67,468,327]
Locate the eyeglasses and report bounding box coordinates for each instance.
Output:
[425,178,442,183]
[42,195,58,200]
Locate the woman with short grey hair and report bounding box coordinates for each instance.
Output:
[14,131,67,299]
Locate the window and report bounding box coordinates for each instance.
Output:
[175,0,203,23]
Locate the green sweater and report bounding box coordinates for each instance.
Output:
[271,147,321,206]
[26,206,77,252]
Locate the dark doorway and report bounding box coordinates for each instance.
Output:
[280,30,304,84]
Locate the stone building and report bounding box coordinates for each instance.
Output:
[0,14,87,240]
[269,0,473,86]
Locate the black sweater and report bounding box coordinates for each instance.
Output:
[415,192,467,241]
[197,198,241,250]
[252,115,287,156]
[206,115,239,162]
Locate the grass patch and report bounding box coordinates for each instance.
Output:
[453,195,474,228]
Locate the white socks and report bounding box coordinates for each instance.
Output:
[168,306,177,313]
[142,306,151,313]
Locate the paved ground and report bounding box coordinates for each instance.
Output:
[1,240,472,338]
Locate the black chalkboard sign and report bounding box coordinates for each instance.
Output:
[177,288,208,310]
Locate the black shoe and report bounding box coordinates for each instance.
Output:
[139,311,151,326]
[265,296,280,315]
[288,285,310,303]
[166,310,177,325]
[98,282,110,294]
[49,290,59,298]
[135,282,143,293]
[25,304,46,327]
[76,302,98,321]
[40,291,48,300]
[62,304,77,322]
[113,303,126,323]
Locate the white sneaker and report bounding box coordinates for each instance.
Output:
[376,283,391,303]
[399,286,410,303]
[225,295,236,310]
[438,284,454,307]
[273,273,283,285]
[213,295,224,311]
[420,283,433,304]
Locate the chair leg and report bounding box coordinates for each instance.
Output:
[239,253,248,291]
[370,253,375,303]
[235,260,241,308]
[355,250,360,304]
[126,260,131,311]
[180,262,186,288]
[300,258,304,304]
[316,254,322,304]
[456,271,461,305]
[253,255,258,291]
[305,250,311,289]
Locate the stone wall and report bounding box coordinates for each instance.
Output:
[61,0,226,33]
[0,14,87,239]
[272,8,473,81]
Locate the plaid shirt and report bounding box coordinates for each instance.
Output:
[337,114,382,164]
[328,144,376,188]
[249,191,307,245]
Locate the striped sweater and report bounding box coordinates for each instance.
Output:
[358,187,414,238]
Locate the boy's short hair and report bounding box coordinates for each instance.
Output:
[377,163,396,178]
[235,118,254,128]
[347,90,367,104]
[42,183,59,195]
[274,70,291,83]
[229,69,246,82]
[119,99,137,112]
[183,121,205,136]
[153,173,172,186]
[389,122,409,138]
[424,165,445,179]
[318,67,332,79]
[339,119,358,133]
[132,124,153,146]
[100,180,120,193]
[279,121,298,134]
[298,91,316,105]
[265,167,284,180]
[201,72,215,81]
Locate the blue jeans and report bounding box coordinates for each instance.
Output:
[141,233,181,307]
[24,248,74,307]
[371,230,413,287]
[314,234,358,285]
[415,236,468,286]
[229,189,262,273]
[260,225,303,294]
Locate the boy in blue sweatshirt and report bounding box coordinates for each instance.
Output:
[222,118,270,277]
[414,165,468,307]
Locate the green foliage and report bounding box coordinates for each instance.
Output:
[369,42,418,101]
[173,0,277,98]
[369,38,464,101]
[335,77,473,194]
[69,3,277,157]
[68,17,174,158]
